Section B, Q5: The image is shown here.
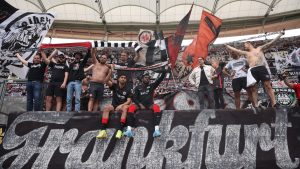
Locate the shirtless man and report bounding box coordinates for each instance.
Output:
[225,31,284,109]
[88,48,111,111]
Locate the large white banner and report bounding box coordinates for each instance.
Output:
[0,1,54,79]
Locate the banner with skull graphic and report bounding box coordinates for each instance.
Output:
[0,0,54,79]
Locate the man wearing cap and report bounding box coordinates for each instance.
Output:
[96,73,132,139]
[188,57,215,109]
[66,50,90,112]
[88,48,111,111]
[44,50,69,111]
[123,66,168,138]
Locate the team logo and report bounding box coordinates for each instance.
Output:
[138,30,153,45]
[276,92,294,106]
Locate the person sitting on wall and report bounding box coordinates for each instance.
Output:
[123,65,168,138]
[96,73,132,139]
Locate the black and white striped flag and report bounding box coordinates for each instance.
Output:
[92,41,142,52]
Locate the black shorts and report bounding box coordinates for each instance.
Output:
[232,77,248,92]
[46,82,66,97]
[250,66,270,82]
[89,82,104,100]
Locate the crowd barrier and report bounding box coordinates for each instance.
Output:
[0,108,299,169]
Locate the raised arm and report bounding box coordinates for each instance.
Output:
[152,66,169,89]
[43,49,57,64]
[91,48,97,63]
[15,53,28,66]
[80,49,91,68]
[225,45,247,56]
[133,50,141,63]
[259,31,284,50]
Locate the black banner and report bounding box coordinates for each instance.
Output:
[0,109,300,168]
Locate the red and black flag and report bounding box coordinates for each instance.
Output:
[166,4,193,69]
[182,11,222,68]
[195,11,222,59]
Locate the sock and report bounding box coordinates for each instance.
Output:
[127,126,132,131]
[155,125,159,131]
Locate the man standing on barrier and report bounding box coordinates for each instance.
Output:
[123,65,168,138]
[66,49,90,112]
[15,49,55,111]
[114,48,142,90]
[225,30,284,110]
[211,58,225,109]
[96,73,132,139]
[88,48,111,111]
[44,50,69,111]
[223,52,253,109]
[188,57,215,109]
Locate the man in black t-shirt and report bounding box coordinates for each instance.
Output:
[16,50,53,111]
[114,50,141,90]
[66,50,90,112]
[96,74,132,139]
[44,52,69,111]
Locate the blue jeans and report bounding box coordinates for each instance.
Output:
[66,81,82,111]
[198,84,215,109]
[26,81,42,111]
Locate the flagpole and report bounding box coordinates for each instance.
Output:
[227,29,285,43]
[168,59,179,89]
[162,43,179,90]
[157,31,179,89]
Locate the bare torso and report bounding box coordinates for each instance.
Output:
[246,48,265,68]
[90,63,110,83]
